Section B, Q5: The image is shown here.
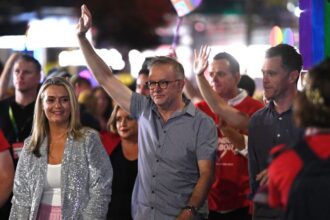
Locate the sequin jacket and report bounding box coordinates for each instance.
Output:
[9,128,113,220]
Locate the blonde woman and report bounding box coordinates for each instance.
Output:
[106,105,138,220]
[9,77,112,220]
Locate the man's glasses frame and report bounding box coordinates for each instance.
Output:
[146,79,181,89]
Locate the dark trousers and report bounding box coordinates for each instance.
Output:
[208,207,252,220]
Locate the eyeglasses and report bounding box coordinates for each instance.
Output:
[146,79,181,89]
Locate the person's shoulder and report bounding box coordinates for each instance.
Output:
[0,96,14,106]
[79,127,99,136]
[250,105,269,119]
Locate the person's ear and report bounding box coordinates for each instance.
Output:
[289,70,299,84]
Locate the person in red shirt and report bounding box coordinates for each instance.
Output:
[0,129,14,207]
[194,46,264,220]
[268,59,330,212]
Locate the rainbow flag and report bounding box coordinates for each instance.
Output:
[171,0,202,17]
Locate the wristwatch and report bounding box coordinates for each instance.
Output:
[183,205,197,216]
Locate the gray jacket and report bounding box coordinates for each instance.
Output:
[9,128,113,220]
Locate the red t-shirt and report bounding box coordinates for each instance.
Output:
[196,95,264,211]
[0,129,10,152]
[268,134,330,209]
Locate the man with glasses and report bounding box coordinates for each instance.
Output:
[77,5,217,220]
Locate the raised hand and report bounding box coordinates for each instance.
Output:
[77,4,92,37]
[193,45,211,76]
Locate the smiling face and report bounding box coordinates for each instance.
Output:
[148,63,183,109]
[42,85,71,127]
[115,108,138,140]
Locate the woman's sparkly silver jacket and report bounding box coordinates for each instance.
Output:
[9,128,113,220]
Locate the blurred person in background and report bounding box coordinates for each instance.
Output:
[71,74,92,98]
[71,74,101,130]
[9,77,112,219]
[0,129,14,208]
[106,105,138,220]
[135,68,150,96]
[89,86,113,131]
[0,53,41,219]
[238,74,256,97]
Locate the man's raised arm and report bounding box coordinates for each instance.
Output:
[193,45,249,130]
[77,4,132,112]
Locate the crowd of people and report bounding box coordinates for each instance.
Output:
[0,4,329,220]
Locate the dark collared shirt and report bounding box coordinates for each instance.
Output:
[248,101,303,219]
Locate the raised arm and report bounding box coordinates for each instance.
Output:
[77,4,132,113]
[0,53,19,100]
[193,45,249,130]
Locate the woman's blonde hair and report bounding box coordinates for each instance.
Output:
[30,77,82,156]
[107,104,121,134]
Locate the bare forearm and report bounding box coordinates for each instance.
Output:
[221,127,245,150]
[78,35,132,112]
[0,54,18,99]
[197,74,249,130]
[183,78,203,104]
[186,161,214,209]
[78,36,113,84]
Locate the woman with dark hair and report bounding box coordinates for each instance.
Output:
[267,59,330,219]
[90,86,113,131]
[9,77,112,219]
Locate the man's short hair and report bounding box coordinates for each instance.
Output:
[17,54,42,74]
[265,44,303,73]
[238,74,256,97]
[138,68,149,77]
[149,56,185,79]
[213,52,240,75]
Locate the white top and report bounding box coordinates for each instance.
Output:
[41,163,62,206]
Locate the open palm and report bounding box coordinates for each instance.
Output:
[77,4,92,37]
[193,45,211,76]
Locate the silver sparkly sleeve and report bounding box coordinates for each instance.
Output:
[81,131,113,219]
[9,139,32,220]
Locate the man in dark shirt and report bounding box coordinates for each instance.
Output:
[0,53,41,218]
[248,44,304,220]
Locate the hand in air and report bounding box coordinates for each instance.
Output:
[193,45,211,76]
[77,4,92,37]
